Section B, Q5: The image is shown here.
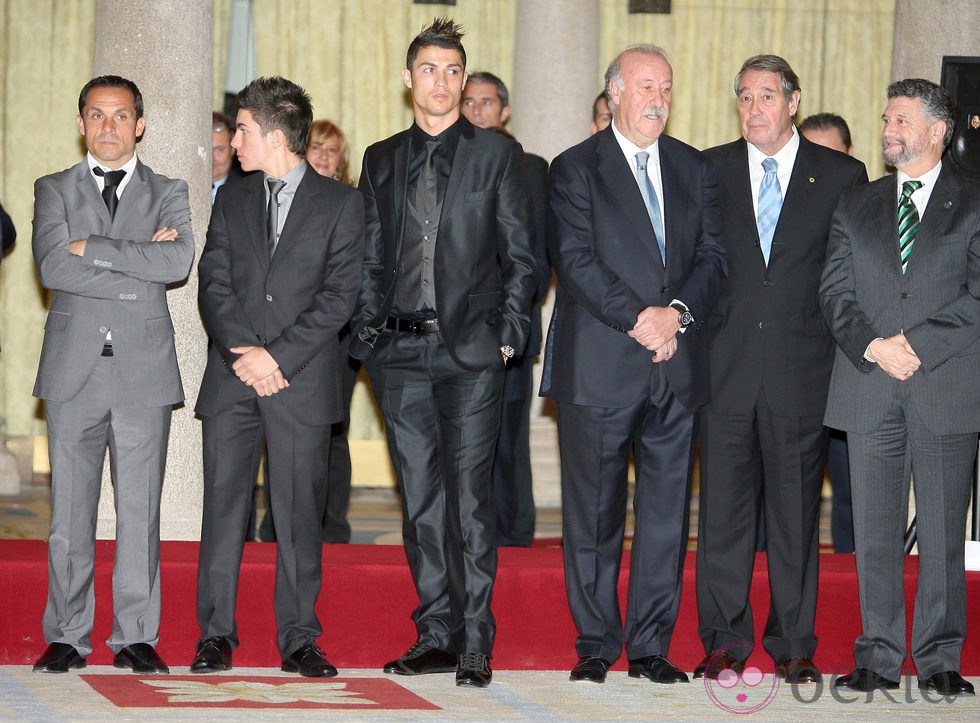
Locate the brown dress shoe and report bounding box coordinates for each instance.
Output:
[777,656,822,684]
[693,650,743,680]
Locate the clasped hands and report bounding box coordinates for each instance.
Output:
[628,306,678,363]
[868,334,920,381]
[231,346,289,396]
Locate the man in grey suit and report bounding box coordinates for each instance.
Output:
[822,78,979,697]
[194,77,364,678]
[31,75,194,674]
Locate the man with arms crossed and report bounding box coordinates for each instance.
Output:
[194,76,364,678]
[32,75,193,674]
[543,44,726,685]
[351,19,535,688]
[823,78,979,697]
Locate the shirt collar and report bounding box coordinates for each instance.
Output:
[746,125,800,169]
[610,121,661,167]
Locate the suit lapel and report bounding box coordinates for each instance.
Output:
[659,138,689,272]
[905,167,959,277]
[443,123,473,219]
[270,166,314,265]
[76,162,113,228]
[244,174,271,271]
[596,130,664,268]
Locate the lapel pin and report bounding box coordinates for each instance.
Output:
[809,177,815,183]
[944,200,953,208]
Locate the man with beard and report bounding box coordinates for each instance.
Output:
[822,78,979,697]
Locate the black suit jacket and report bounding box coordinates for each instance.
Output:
[197,165,365,426]
[822,166,980,435]
[350,119,535,369]
[702,135,867,417]
[0,201,14,257]
[541,127,727,409]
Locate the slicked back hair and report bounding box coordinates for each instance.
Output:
[799,112,852,149]
[734,54,800,109]
[466,71,509,108]
[78,75,144,118]
[236,76,314,156]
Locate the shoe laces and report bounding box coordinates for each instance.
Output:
[403,641,434,659]
[459,652,487,671]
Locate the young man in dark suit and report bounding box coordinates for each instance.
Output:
[194,76,364,678]
[351,18,535,688]
[694,55,867,685]
[823,78,979,698]
[543,44,726,685]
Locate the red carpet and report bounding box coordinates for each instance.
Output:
[2,540,977,675]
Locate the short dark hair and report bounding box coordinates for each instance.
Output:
[799,112,852,149]
[212,111,234,135]
[236,76,314,156]
[466,71,509,108]
[592,91,609,120]
[887,78,956,148]
[78,75,144,118]
[735,55,800,114]
[406,17,466,70]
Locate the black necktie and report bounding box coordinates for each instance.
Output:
[93,167,126,219]
[416,140,439,214]
[267,178,286,258]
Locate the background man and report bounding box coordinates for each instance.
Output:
[31,75,193,675]
[351,18,535,688]
[211,111,241,203]
[591,91,612,134]
[195,76,364,678]
[822,79,979,698]
[800,111,857,555]
[695,55,867,685]
[543,44,726,686]
[461,70,549,548]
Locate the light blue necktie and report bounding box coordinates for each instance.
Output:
[757,157,782,265]
[635,151,666,263]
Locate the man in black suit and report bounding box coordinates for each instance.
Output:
[823,79,979,698]
[461,70,549,548]
[542,44,726,685]
[350,18,534,689]
[694,55,867,685]
[194,76,364,678]
[210,112,242,204]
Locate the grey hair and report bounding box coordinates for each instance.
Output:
[604,44,669,113]
[887,78,956,148]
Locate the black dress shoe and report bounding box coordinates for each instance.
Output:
[693,650,743,680]
[918,671,975,696]
[190,636,233,673]
[33,643,86,673]
[383,641,457,675]
[777,656,822,684]
[628,655,689,684]
[834,667,899,691]
[456,652,492,688]
[281,642,337,678]
[113,643,170,674]
[569,656,611,683]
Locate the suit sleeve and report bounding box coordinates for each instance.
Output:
[495,142,536,353]
[266,190,365,379]
[820,194,882,371]
[82,178,194,283]
[903,193,980,370]
[547,152,654,331]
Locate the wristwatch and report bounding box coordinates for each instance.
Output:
[670,303,693,329]
[500,344,516,362]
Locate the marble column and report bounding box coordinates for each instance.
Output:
[92,0,212,539]
[510,0,601,507]
[891,0,980,82]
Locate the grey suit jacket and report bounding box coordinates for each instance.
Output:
[821,165,980,435]
[196,165,365,426]
[32,159,194,406]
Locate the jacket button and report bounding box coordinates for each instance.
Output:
[266,294,273,301]
[99,326,108,334]
[901,292,910,299]
[763,280,773,286]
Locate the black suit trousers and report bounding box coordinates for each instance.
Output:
[557,365,695,663]
[365,329,504,654]
[696,387,825,663]
[197,395,330,657]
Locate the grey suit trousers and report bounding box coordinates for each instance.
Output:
[43,355,171,656]
[847,387,975,680]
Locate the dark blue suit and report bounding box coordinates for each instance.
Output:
[542,127,726,663]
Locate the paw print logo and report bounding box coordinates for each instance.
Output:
[703,641,779,714]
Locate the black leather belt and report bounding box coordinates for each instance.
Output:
[101,343,113,357]
[385,317,440,334]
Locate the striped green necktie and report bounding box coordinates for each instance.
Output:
[898,179,923,275]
